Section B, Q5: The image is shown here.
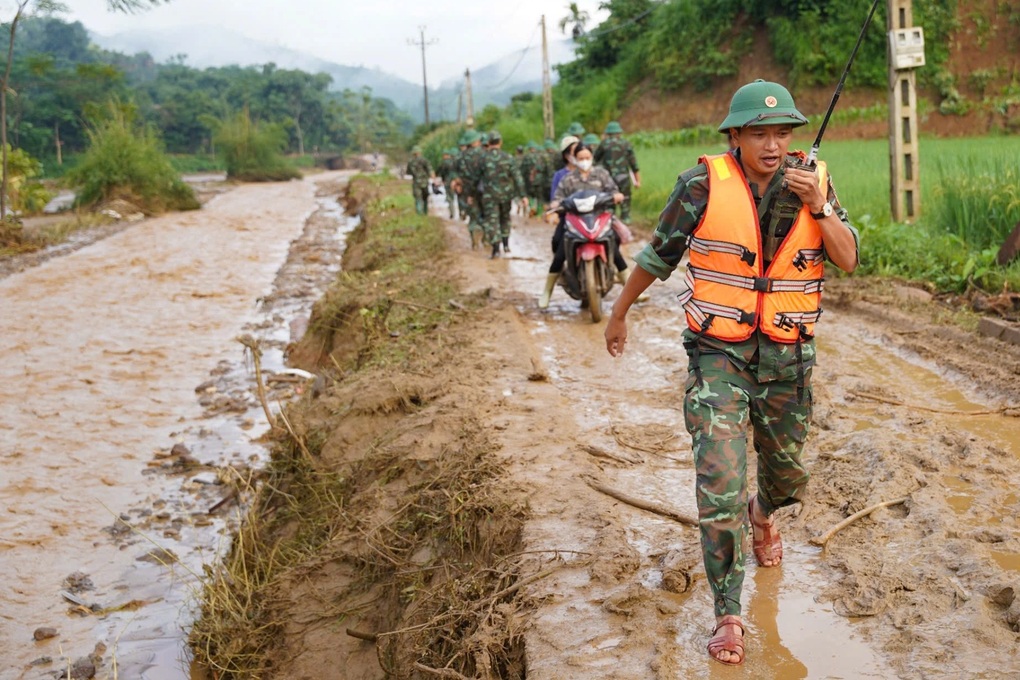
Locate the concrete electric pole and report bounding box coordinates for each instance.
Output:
[408,26,437,126]
[464,68,475,127]
[887,0,924,222]
[541,15,555,141]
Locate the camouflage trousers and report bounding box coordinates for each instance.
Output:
[616,187,633,223]
[481,196,512,244]
[464,192,483,234]
[412,184,429,215]
[682,352,812,617]
[444,182,457,218]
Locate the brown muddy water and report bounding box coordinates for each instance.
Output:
[0,171,357,679]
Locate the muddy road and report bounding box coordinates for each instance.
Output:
[441,207,1020,678]
[0,171,356,679]
[3,175,1019,679]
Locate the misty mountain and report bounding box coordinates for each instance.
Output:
[88,24,577,122]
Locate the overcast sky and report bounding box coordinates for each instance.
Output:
[53,0,608,83]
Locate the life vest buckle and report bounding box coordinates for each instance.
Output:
[752,276,772,292]
[741,250,756,267]
[776,314,796,331]
[739,310,756,325]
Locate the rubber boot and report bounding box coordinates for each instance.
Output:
[470,230,480,250]
[490,242,501,259]
[615,268,629,285]
[502,236,511,254]
[538,273,559,309]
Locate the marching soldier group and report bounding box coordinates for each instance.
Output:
[416,120,640,259]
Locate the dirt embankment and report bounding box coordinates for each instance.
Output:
[621,0,1020,138]
[193,177,1020,679]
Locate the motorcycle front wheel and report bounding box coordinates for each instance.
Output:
[584,260,603,322]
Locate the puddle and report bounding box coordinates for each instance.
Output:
[0,174,357,679]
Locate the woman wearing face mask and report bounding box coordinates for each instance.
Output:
[539,143,628,309]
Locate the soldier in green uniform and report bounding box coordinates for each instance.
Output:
[436,148,458,219]
[603,81,860,667]
[404,146,434,215]
[543,140,558,199]
[478,130,527,258]
[594,121,641,222]
[453,130,486,249]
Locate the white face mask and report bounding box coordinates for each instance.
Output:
[577,159,593,171]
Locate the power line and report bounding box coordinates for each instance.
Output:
[478,19,542,92]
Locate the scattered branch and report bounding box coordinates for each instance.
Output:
[850,390,1019,417]
[809,497,909,547]
[585,476,698,527]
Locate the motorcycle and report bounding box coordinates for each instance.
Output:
[552,190,622,323]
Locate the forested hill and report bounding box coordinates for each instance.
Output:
[2,16,414,163]
[557,0,1019,136]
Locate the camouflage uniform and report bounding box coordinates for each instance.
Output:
[635,148,860,618]
[478,132,526,256]
[405,152,434,215]
[455,135,486,242]
[594,126,640,222]
[436,150,457,218]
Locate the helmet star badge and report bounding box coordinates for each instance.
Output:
[765,96,778,108]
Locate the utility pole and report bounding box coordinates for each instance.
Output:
[541,15,554,141]
[408,26,437,125]
[464,68,475,127]
[887,0,924,222]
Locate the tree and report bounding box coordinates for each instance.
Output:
[559,2,590,40]
[1,0,168,218]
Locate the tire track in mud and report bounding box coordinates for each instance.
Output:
[450,210,1020,678]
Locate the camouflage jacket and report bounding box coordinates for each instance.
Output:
[437,157,456,183]
[552,166,619,204]
[405,156,433,188]
[455,146,486,195]
[478,148,525,201]
[594,137,639,184]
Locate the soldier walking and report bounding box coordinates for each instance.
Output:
[436,148,458,219]
[604,80,859,667]
[594,121,641,222]
[405,146,434,215]
[478,130,528,259]
[453,131,486,249]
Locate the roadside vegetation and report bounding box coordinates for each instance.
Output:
[189,175,530,678]
[211,109,301,183]
[67,101,199,213]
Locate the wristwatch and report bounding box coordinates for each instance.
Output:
[811,202,833,219]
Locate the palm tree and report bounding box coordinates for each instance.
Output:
[558,2,590,40]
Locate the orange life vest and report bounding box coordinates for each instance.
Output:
[678,152,827,343]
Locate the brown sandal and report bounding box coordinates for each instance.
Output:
[749,497,783,567]
[707,615,745,666]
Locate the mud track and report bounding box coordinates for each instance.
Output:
[443,210,1020,677]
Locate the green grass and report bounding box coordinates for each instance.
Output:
[631,135,1020,294]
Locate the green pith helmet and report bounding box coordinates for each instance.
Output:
[605,120,623,134]
[527,140,540,151]
[544,139,557,151]
[582,133,600,146]
[411,145,422,154]
[479,132,491,145]
[718,79,808,131]
[457,133,471,146]
[464,130,481,145]
[566,121,586,136]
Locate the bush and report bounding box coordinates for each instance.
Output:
[212,109,301,182]
[2,145,52,215]
[67,102,199,214]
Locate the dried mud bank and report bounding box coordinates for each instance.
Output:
[190,177,533,679]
